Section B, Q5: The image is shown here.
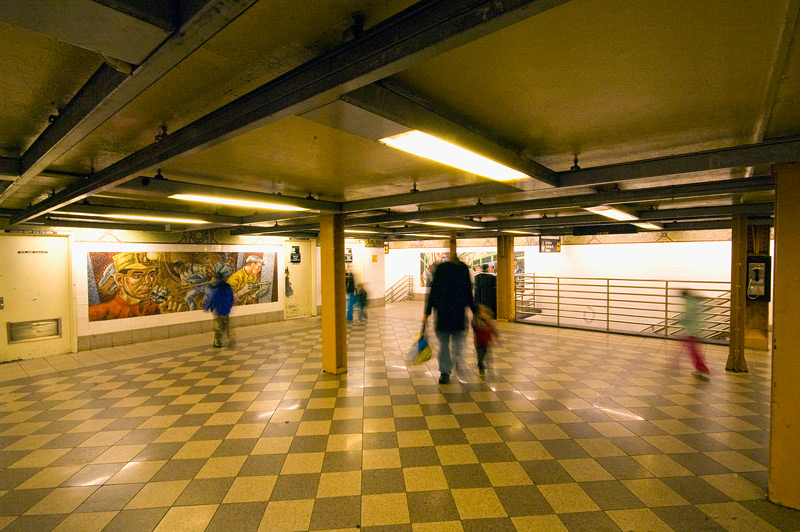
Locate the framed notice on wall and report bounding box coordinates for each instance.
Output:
[344,248,353,262]
[290,246,301,263]
[539,236,561,253]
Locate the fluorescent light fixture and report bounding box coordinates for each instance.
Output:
[633,222,662,230]
[57,211,209,224]
[379,130,527,182]
[407,233,447,238]
[502,230,531,234]
[169,193,309,211]
[583,205,638,221]
[344,229,379,234]
[416,220,484,229]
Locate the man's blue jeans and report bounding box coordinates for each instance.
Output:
[346,293,356,321]
[436,329,465,375]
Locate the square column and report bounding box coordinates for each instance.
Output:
[770,162,800,510]
[319,214,347,374]
[726,216,748,372]
[496,235,514,321]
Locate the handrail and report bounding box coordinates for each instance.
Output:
[385,275,415,304]
[515,274,731,343]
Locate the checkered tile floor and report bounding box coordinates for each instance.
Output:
[1,302,799,532]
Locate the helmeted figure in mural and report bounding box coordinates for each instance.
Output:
[88,252,186,321]
[174,261,213,310]
[228,255,269,305]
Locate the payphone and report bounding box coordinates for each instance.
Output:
[746,256,771,302]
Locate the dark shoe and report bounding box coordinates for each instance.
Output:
[213,343,222,348]
[692,371,710,381]
[478,363,485,374]
[438,373,450,384]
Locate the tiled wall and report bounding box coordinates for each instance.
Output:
[77,309,285,351]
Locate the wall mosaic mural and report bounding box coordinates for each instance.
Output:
[419,251,525,287]
[87,250,278,321]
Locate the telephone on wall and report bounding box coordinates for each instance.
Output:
[746,256,771,302]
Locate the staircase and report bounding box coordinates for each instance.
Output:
[385,275,415,304]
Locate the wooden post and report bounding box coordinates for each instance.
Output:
[497,235,514,321]
[319,214,347,374]
[726,215,748,372]
[769,162,800,510]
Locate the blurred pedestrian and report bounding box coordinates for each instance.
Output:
[356,283,368,322]
[678,289,709,379]
[424,254,478,384]
[472,304,497,373]
[473,263,497,317]
[202,271,236,348]
[345,269,356,321]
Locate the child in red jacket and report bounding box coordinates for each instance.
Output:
[472,304,497,373]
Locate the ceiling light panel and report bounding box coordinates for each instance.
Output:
[170,194,309,211]
[583,205,638,221]
[56,211,209,224]
[379,130,527,182]
[416,220,484,229]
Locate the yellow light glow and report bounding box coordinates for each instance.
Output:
[379,130,527,182]
[57,211,209,224]
[583,205,638,221]
[502,230,530,234]
[407,233,447,238]
[417,220,483,229]
[169,194,309,211]
[633,222,662,230]
[344,229,379,234]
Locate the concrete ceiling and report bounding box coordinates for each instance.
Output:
[1,0,797,238]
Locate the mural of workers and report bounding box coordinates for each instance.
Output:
[174,260,213,311]
[228,255,270,305]
[87,250,277,322]
[88,252,185,321]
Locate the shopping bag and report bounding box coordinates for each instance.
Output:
[409,324,433,365]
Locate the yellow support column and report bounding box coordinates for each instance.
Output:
[726,216,748,372]
[319,214,347,374]
[496,235,514,321]
[770,163,800,510]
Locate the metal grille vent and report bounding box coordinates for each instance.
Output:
[7,319,62,343]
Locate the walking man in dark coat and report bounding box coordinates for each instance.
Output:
[473,263,497,317]
[424,254,478,384]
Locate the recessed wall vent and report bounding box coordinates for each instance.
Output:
[7,319,62,343]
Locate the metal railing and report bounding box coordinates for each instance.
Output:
[385,275,415,304]
[515,275,731,343]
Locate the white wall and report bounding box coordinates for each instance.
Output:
[388,241,734,296]
[531,241,732,281]
[315,240,385,306]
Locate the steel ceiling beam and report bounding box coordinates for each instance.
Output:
[340,181,519,213]
[0,0,174,64]
[486,203,773,230]
[11,0,571,225]
[636,203,774,221]
[346,176,775,226]
[111,177,340,212]
[342,82,556,186]
[557,136,800,187]
[36,218,170,232]
[52,203,242,225]
[1,0,258,208]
